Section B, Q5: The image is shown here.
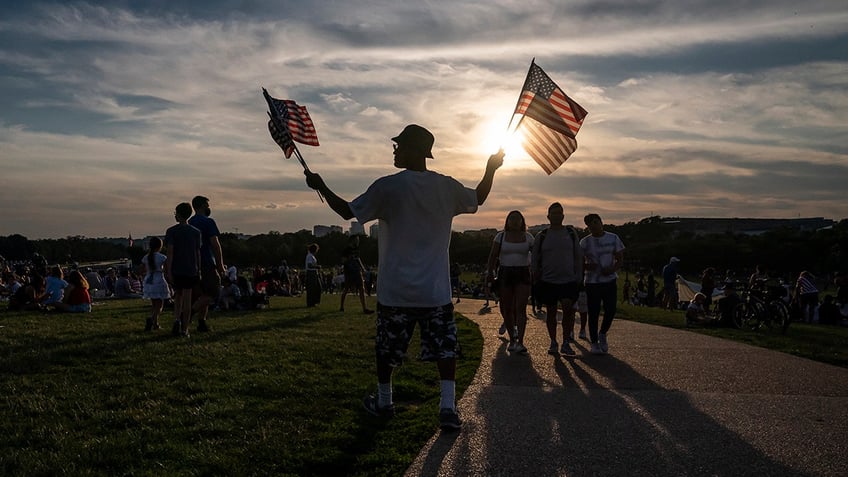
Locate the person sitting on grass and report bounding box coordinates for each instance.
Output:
[216,276,241,311]
[114,267,143,299]
[818,295,841,326]
[716,282,742,327]
[129,269,143,295]
[685,292,708,326]
[1,271,22,298]
[42,266,68,308]
[52,270,92,313]
[8,273,46,311]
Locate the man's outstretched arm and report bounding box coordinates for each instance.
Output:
[304,171,355,220]
[476,150,505,205]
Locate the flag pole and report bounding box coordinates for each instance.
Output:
[504,58,536,135]
[292,144,324,203]
[291,144,310,172]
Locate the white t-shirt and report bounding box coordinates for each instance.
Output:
[580,232,625,284]
[350,169,478,307]
[305,252,318,270]
[493,231,534,267]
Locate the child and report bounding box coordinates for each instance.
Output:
[685,292,708,326]
[573,286,589,339]
[164,203,201,337]
[142,237,171,331]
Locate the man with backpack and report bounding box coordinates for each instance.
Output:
[531,202,584,357]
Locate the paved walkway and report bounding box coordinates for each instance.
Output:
[405,299,848,476]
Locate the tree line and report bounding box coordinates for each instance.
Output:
[2,218,846,279]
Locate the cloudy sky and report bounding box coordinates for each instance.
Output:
[1,1,846,239]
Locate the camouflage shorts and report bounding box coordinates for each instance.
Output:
[376,302,457,367]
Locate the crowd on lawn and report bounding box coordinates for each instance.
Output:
[4,249,846,329]
[0,253,374,313]
[619,260,848,327]
[2,248,354,317]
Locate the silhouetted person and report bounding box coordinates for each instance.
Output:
[305,124,503,431]
[164,202,201,337]
[189,195,226,333]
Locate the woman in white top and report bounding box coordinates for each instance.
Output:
[486,210,535,354]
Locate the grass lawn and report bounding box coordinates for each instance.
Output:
[0,295,482,476]
[616,302,848,368]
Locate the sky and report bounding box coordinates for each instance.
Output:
[1,1,846,240]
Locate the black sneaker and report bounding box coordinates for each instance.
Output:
[439,408,462,431]
[144,318,153,332]
[197,320,211,333]
[171,320,182,337]
[362,394,394,417]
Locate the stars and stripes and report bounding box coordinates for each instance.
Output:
[520,117,579,175]
[513,61,588,175]
[262,88,319,158]
[267,117,296,158]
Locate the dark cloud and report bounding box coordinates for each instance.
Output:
[114,94,177,114]
[568,34,848,85]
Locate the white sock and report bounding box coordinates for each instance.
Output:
[439,380,456,411]
[377,382,392,407]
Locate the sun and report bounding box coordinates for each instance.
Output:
[480,117,526,158]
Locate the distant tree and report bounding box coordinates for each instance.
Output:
[0,234,33,261]
[449,231,495,268]
[5,217,844,278]
[126,245,146,266]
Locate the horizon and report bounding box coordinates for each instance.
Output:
[1,2,846,240]
[5,215,843,241]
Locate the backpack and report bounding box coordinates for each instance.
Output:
[536,226,580,275]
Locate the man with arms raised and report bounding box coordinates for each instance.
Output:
[305,124,503,431]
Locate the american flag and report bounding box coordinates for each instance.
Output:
[513,62,588,175]
[267,118,296,158]
[263,89,319,157]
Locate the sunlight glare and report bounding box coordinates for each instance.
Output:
[481,120,526,159]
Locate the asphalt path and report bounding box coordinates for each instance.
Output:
[405,299,848,477]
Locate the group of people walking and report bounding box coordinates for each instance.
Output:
[487,204,625,357]
[152,195,227,336]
